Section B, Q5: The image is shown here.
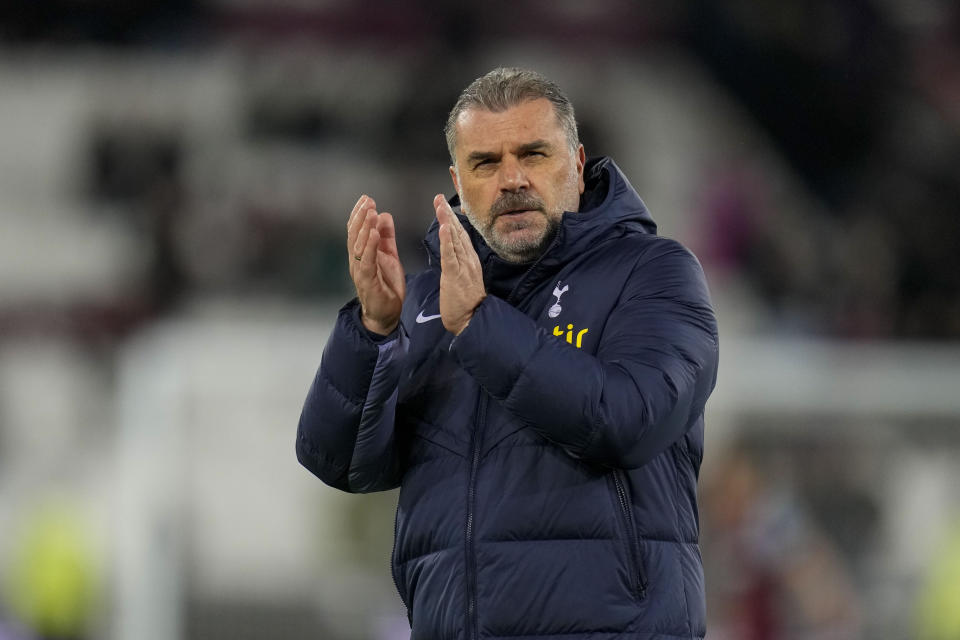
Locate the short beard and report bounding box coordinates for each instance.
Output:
[494,215,560,263]
[463,192,560,263]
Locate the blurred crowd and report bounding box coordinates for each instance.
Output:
[1,0,957,341]
[1,1,959,640]
[687,1,960,338]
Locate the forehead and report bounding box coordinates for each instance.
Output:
[454,98,565,154]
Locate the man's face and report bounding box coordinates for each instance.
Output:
[450,98,586,263]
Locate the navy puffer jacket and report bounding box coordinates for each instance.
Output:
[297,157,719,639]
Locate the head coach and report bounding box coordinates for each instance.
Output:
[296,67,719,640]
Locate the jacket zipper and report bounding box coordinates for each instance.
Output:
[465,394,488,640]
[612,469,647,599]
[461,238,554,637]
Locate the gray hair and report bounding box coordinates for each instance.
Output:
[444,67,580,164]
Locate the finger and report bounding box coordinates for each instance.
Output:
[377,249,405,296]
[449,210,471,263]
[348,197,376,254]
[453,210,479,267]
[347,196,366,252]
[375,213,404,293]
[347,195,366,230]
[439,223,459,272]
[447,204,473,257]
[436,194,465,230]
[434,194,467,259]
[348,195,376,230]
[376,212,400,260]
[450,213,467,262]
[358,225,380,280]
[434,193,455,226]
[434,196,452,262]
[353,210,377,259]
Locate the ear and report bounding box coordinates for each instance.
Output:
[449,165,461,196]
[575,145,586,195]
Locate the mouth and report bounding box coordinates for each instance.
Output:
[497,208,540,218]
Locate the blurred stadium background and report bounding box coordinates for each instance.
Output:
[1,1,958,639]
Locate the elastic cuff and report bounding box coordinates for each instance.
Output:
[347,299,402,344]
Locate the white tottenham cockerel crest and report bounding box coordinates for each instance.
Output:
[548,282,570,318]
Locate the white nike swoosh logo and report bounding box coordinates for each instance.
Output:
[416,311,442,324]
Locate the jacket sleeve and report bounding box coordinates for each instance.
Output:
[296,300,408,493]
[449,240,718,469]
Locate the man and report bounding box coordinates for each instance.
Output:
[297,67,718,640]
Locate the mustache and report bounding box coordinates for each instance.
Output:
[490,192,545,217]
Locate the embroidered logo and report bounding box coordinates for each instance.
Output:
[548,281,570,318]
[415,310,442,324]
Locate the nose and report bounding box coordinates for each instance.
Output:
[498,156,529,193]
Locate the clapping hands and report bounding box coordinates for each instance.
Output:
[347,195,405,335]
[346,193,485,337]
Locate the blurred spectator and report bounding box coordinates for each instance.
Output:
[702,452,862,640]
[688,0,960,338]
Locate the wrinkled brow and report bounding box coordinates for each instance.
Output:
[516,140,551,154]
[466,150,499,165]
[466,139,553,165]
